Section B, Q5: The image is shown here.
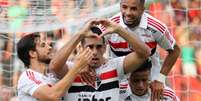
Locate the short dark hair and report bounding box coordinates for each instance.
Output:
[121,0,145,6]
[17,33,40,68]
[133,59,152,73]
[140,0,145,6]
[81,27,105,45]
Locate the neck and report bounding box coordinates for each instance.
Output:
[91,57,107,70]
[30,60,47,75]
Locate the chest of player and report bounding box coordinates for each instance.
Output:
[67,69,120,101]
[109,27,157,50]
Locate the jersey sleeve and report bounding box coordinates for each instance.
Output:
[152,26,176,50]
[17,71,46,96]
[162,86,180,101]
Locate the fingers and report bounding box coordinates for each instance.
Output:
[89,66,96,77]
[75,47,93,69]
[79,65,96,86]
[151,90,154,101]
[80,72,95,85]
[84,18,116,38]
[86,18,100,27]
[85,48,93,61]
[156,90,160,101]
[150,80,164,101]
[97,18,110,26]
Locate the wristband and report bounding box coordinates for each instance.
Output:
[155,73,166,83]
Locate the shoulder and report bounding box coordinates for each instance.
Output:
[162,86,180,101]
[18,70,28,84]
[145,13,168,34]
[18,69,43,86]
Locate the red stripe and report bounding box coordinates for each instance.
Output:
[145,42,157,48]
[31,71,34,78]
[26,71,42,85]
[164,89,175,94]
[120,86,127,89]
[164,30,174,44]
[111,17,120,23]
[163,92,176,101]
[148,21,164,33]
[74,70,118,82]
[100,69,118,80]
[111,16,120,21]
[120,83,128,87]
[163,89,177,101]
[108,40,129,49]
[148,19,165,32]
[113,18,120,23]
[74,76,82,82]
[148,17,165,29]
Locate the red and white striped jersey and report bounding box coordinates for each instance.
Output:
[17,69,61,101]
[101,12,176,81]
[66,57,125,101]
[119,82,180,101]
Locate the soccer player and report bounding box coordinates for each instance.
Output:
[17,32,93,101]
[120,59,180,101]
[50,19,150,101]
[100,0,181,100]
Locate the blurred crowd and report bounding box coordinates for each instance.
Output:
[0,0,200,101]
[147,0,201,101]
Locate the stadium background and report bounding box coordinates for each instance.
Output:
[0,0,200,101]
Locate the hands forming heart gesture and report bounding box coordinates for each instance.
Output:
[79,18,122,39]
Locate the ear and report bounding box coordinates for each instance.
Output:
[29,50,37,58]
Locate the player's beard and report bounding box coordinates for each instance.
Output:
[36,52,51,64]
[40,58,51,64]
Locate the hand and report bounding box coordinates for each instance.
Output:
[74,47,93,71]
[79,18,100,37]
[79,66,96,85]
[98,19,121,38]
[150,80,164,101]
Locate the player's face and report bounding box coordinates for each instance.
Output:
[83,37,106,68]
[120,0,144,27]
[35,34,53,64]
[129,70,150,96]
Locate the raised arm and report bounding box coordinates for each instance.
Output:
[32,48,93,101]
[49,19,99,79]
[99,19,150,74]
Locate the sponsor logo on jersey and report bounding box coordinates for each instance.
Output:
[78,94,111,101]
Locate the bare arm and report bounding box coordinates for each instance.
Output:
[99,19,150,74]
[32,48,93,101]
[49,33,84,79]
[160,44,181,75]
[49,19,99,79]
[116,27,150,74]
